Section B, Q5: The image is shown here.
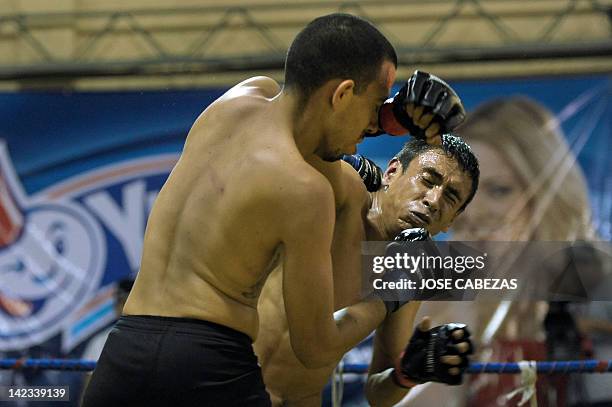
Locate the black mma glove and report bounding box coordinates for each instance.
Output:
[374,70,466,139]
[394,227,431,242]
[341,154,383,192]
[393,323,473,388]
[379,227,454,313]
[379,228,432,314]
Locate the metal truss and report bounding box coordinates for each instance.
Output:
[0,0,610,80]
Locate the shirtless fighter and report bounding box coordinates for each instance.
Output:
[83,13,464,407]
[256,134,479,407]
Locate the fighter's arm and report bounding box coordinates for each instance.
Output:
[279,170,387,369]
[366,313,474,407]
[375,70,466,145]
[329,161,371,308]
[365,301,421,407]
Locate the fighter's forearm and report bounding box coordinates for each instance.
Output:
[292,299,387,369]
[331,300,387,360]
[365,368,413,407]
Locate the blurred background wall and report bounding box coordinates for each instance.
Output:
[0,0,610,90]
[0,1,610,406]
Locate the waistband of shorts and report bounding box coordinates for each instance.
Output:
[117,315,252,344]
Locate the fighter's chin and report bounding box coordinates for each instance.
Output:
[322,146,352,162]
[344,144,358,156]
[397,218,432,234]
[396,219,415,233]
[322,152,343,162]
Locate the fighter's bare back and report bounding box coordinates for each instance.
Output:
[124,77,328,340]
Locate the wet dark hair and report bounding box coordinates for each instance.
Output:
[395,134,480,212]
[284,13,397,104]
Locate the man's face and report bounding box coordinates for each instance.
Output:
[379,150,472,237]
[324,61,396,160]
[451,141,530,240]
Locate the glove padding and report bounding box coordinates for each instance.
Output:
[394,323,473,387]
[376,70,466,139]
[341,154,383,192]
[394,227,430,242]
[380,228,431,314]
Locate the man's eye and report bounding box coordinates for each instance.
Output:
[445,191,458,205]
[488,185,514,198]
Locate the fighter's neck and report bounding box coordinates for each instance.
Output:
[366,190,392,241]
[274,90,326,159]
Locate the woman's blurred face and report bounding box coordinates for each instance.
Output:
[452,141,532,240]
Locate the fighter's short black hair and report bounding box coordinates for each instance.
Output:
[395,134,480,212]
[284,13,397,102]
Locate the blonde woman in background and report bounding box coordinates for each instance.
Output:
[452,96,595,342]
[453,96,593,243]
[401,96,596,406]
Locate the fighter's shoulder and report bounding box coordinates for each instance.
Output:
[339,160,369,205]
[281,159,333,200]
[257,157,334,213]
[222,76,281,101]
[195,76,279,125]
[340,160,367,190]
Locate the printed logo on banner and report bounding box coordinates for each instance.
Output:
[0,140,178,353]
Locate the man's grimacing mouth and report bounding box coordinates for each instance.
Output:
[412,211,431,225]
[401,211,430,227]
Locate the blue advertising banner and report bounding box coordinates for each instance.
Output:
[0,74,609,405]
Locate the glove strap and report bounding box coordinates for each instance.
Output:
[393,351,419,389]
[365,292,400,316]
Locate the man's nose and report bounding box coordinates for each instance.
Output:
[365,111,380,135]
[423,187,442,213]
[365,120,379,135]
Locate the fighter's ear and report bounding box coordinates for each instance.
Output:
[331,80,355,110]
[382,158,403,187]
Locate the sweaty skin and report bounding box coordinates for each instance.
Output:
[124,64,397,371]
[256,160,370,406]
[255,150,473,406]
[124,77,294,337]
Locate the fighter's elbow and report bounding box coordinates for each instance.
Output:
[288,327,341,368]
[364,369,404,407]
[366,395,388,407]
[364,376,379,406]
[292,345,334,369]
[364,385,385,407]
[365,388,393,407]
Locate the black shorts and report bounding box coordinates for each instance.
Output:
[82,315,271,407]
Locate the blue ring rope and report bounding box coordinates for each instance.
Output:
[0,359,611,374]
[343,360,612,374]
